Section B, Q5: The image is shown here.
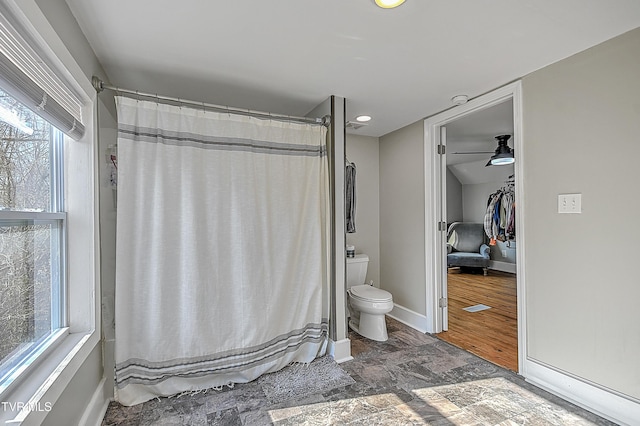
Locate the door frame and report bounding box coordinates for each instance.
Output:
[423,81,526,373]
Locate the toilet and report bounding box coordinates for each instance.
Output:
[346,254,394,341]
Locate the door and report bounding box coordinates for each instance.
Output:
[438,126,449,330]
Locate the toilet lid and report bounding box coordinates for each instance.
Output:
[350,285,393,302]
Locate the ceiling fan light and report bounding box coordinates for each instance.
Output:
[490,155,515,166]
[375,0,406,9]
[485,134,514,166]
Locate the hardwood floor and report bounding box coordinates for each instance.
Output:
[436,268,518,372]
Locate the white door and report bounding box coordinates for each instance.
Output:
[438,126,449,330]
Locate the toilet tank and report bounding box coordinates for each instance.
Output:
[346,254,369,289]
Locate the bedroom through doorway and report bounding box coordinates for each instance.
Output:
[433,96,519,372]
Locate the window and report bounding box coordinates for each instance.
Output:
[0,5,99,424]
[0,87,66,392]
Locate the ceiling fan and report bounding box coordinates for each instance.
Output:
[452,134,514,166]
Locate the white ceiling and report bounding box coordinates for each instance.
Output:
[446,99,513,166]
[65,0,640,137]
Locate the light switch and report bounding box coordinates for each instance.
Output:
[558,193,582,214]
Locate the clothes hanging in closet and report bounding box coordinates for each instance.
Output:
[484,179,515,245]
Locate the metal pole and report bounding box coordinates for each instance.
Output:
[92,76,330,127]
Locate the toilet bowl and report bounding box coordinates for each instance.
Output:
[346,254,394,341]
[348,284,394,341]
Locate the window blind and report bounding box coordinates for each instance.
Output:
[0,11,85,140]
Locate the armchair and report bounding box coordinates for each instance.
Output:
[446,222,490,275]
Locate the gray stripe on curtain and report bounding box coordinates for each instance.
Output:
[115,321,328,388]
[346,162,356,233]
[118,124,326,157]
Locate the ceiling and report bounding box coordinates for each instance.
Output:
[446,99,513,166]
[65,0,640,138]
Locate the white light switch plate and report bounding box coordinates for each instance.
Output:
[558,193,582,213]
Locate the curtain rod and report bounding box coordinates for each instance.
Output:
[91,76,330,127]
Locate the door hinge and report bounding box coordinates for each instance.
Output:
[439,298,448,308]
[437,144,445,155]
[438,221,447,232]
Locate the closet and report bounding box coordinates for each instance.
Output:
[484,175,516,268]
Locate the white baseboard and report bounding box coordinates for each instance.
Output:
[328,338,353,364]
[78,376,110,426]
[489,260,516,274]
[524,359,640,426]
[388,304,428,333]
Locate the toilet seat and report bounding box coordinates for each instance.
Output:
[349,284,392,302]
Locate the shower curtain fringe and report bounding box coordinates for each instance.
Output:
[92,76,331,127]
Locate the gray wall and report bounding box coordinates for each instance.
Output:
[377,26,640,404]
[522,27,640,400]
[346,134,380,287]
[379,120,425,315]
[462,181,501,223]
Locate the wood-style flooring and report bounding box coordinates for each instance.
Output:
[437,268,518,372]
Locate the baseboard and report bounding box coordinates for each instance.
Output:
[489,260,516,274]
[388,304,428,333]
[328,338,353,364]
[77,376,110,426]
[524,358,640,426]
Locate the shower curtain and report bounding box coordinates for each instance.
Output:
[113,96,329,406]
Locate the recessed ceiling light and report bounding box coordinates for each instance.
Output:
[375,0,406,9]
[356,115,372,122]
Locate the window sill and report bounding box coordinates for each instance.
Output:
[0,329,99,424]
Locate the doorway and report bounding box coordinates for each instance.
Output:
[440,100,517,371]
[423,82,525,373]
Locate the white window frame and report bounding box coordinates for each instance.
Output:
[0,123,68,396]
[0,1,100,424]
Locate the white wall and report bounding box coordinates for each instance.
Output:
[379,121,425,315]
[346,134,380,287]
[522,27,640,402]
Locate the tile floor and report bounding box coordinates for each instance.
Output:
[102,318,615,425]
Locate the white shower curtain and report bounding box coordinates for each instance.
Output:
[114,96,329,406]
